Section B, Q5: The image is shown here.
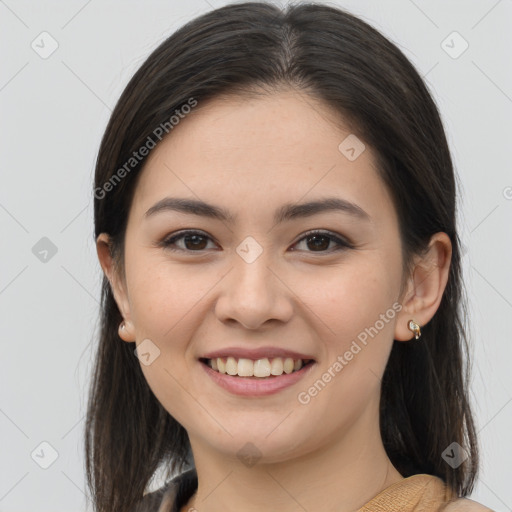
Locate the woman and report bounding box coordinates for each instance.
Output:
[86,2,493,511]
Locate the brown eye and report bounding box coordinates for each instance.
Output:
[305,233,331,251]
[291,230,352,253]
[160,229,352,254]
[162,231,216,252]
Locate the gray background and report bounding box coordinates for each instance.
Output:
[1,0,511,510]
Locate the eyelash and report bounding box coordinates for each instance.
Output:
[160,229,354,254]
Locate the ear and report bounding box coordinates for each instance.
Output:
[96,233,136,342]
[394,232,452,342]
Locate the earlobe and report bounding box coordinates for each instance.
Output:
[394,232,452,342]
[118,319,136,343]
[96,233,136,342]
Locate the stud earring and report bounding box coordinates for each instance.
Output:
[407,319,422,340]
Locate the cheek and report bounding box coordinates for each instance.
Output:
[299,258,399,345]
[126,259,209,425]
[296,259,400,408]
[127,256,213,340]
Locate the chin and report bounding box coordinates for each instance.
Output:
[194,422,318,466]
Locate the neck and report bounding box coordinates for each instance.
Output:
[182,406,403,512]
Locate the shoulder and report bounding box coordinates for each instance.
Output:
[443,497,495,511]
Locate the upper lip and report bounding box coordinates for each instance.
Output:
[201,346,315,361]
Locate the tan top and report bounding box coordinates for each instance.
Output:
[357,473,456,511]
[133,470,459,512]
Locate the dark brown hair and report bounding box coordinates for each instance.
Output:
[85,2,479,511]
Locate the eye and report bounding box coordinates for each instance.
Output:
[160,229,353,254]
[291,229,353,253]
[161,230,217,252]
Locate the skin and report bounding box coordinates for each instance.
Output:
[96,89,471,512]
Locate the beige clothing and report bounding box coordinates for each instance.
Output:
[132,470,460,512]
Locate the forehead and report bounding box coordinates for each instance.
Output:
[130,90,395,228]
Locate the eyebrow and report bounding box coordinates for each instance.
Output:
[144,196,371,224]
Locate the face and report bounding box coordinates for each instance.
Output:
[105,90,410,464]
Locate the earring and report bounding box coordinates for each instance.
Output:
[408,319,422,340]
[119,321,126,336]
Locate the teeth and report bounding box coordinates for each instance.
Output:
[283,358,294,374]
[270,358,283,375]
[253,358,270,377]
[206,356,309,377]
[238,358,254,377]
[226,356,238,375]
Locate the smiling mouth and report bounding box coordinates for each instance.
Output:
[199,357,315,378]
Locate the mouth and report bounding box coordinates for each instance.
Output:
[199,357,315,378]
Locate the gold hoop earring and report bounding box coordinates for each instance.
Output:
[408,319,422,340]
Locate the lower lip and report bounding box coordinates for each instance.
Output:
[200,360,316,396]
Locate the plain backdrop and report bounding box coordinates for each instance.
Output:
[1,1,511,511]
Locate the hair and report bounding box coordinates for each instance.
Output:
[85,2,479,511]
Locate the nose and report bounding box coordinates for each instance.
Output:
[214,246,294,330]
